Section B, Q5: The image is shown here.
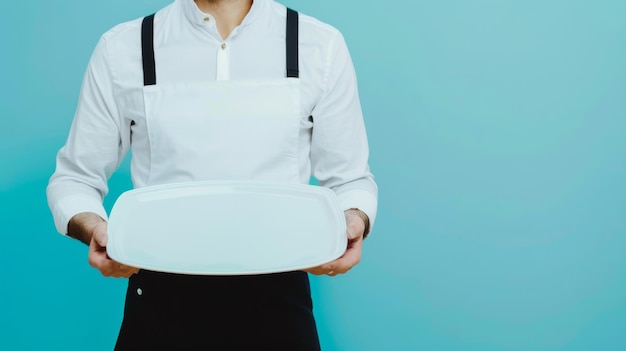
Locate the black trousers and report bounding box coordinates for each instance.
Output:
[114,270,321,350]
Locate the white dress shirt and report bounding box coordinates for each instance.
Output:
[47,0,378,235]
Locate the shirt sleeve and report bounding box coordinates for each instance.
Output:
[47,37,129,235]
[310,31,378,233]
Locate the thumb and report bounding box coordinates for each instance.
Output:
[346,216,364,241]
[93,224,108,247]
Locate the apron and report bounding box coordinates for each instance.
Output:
[115,9,321,350]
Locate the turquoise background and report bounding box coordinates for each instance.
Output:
[1,0,625,349]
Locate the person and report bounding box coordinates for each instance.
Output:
[47,0,378,349]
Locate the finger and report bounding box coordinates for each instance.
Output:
[312,260,344,276]
[304,266,329,276]
[93,259,119,277]
[105,260,138,276]
[112,263,137,278]
[88,222,135,278]
[119,270,138,278]
[328,241,363,274]
[116,263,140,277]
[304,264,339,276]
[305,228,364,276]
[88,242,109,270]
[99,261,137,278]
[88,240,137,278]
[311,254,362,277]
[316,254,349,273]
[305,270,324,276]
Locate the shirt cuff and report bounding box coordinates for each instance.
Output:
[335,189,378,235]
[50,194,108,235]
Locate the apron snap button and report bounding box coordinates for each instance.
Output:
[137,288,143,296]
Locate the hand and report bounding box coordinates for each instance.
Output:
[306,209,367,276]
[88,221,139,278]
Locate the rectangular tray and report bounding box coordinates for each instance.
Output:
[107,181,347,275]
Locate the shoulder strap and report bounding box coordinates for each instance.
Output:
[141,14,157,86]
[285,8,299,78]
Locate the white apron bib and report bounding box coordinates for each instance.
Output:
[138,9,302,186]
[143,79,301,185]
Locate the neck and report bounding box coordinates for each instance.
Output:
[194,0,253,40]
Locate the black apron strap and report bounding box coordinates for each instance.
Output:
[286,8,299,78]
[141,14,157,86]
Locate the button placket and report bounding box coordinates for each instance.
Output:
[216,41,231,80]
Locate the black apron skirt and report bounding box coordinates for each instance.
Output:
[114,270,321,350]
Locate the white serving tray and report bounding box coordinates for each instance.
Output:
[107,181,347,275]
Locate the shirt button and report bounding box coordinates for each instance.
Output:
[137,288,143,296]
[221,43,227,50]
[203,17,210,22]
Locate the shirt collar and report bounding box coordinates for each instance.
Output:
[180,0,266,28]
